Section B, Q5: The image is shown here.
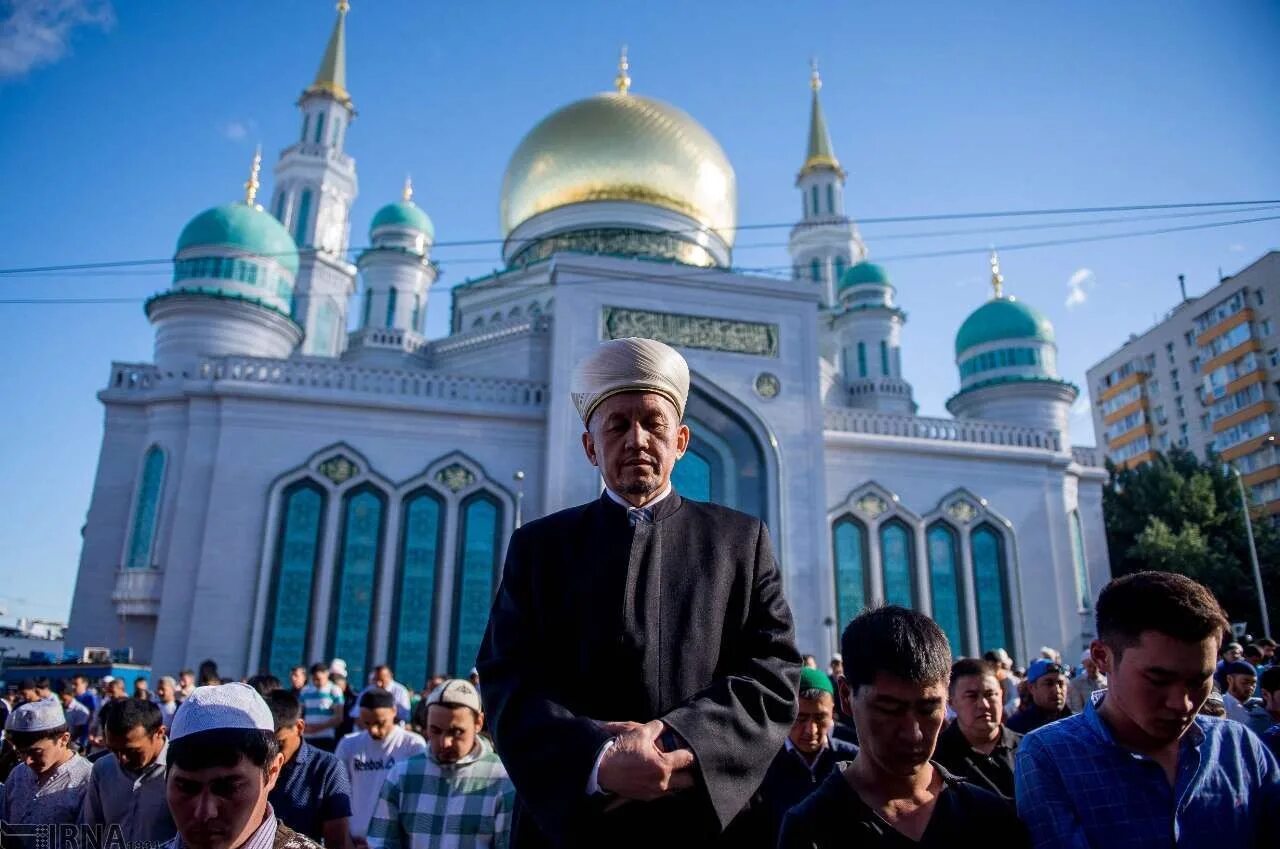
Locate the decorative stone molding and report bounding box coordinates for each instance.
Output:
[112,569,163,618]
[754,372,781,399]
[602,306,779,358]
[824,407,1062,451]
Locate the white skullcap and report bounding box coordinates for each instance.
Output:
[169,682,274,742]
[329,658,348,678]
[6,698,67,733]
[570,337,690,426]
[424,679,482,713]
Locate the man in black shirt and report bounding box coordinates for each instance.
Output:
[1005,659,1071,734]
[779,607,1028,848]
[934,658,1021,799]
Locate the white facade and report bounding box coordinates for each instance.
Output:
[65,17,1110,686]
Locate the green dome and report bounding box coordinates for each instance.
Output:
[176,203,298,276]
[371,201,434,238]
[955,297,1055,357]
[839,261,890,290]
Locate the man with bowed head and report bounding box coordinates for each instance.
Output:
[477,337,801,848]
[1016,571,1280,848]
[162,682,323,849]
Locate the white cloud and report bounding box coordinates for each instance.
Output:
[0,0,113,81]
[1065,267,1095,309]
[221,120,250,142]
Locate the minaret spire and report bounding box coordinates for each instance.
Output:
[305,0,352,108]
[402,175,414,203]
[244,145,262,208]
[800,58,842,178]
[990,250,1005,299]
[614,45,631,94]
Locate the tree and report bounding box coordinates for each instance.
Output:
[1103,447,1280,639]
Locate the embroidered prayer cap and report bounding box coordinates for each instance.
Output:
[799,667,835,697]
[5,697,67,733]
[169,682,275,742]
[570,337,690,426]
[423,679,482,713]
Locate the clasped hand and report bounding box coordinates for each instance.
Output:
[595,719,696,802]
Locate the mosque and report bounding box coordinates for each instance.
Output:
[66,4,1110,685]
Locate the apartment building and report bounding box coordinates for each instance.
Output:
[1087,251,1280,510]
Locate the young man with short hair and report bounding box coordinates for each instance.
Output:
[1065,651,1107,714]
[300,663,346,753]
[163,682,322,849]
[367,679,513,849]
[1220,659,1260,726]
[155,676,180,730]
[175,669,195,702]
[934,658,1022,800]
[724,667,857,849]
[1,698,93,846]
[57,680,92,750]
[358,667,410,725]
[81,697,175,844]
[1016,571,1280,847]
[1005,659,1071,734]
[264,690,354,848]
[334,689,427,846]
[290,666,309,696]
[779,607,1026,848]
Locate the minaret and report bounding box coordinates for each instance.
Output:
[788,60,865,307]
[269,0,358,357]
[348,177,438,365]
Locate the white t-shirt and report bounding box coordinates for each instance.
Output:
[335,725,428,837]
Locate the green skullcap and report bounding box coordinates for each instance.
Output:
[799,667,834,697]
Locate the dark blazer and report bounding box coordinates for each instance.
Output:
[477,491,801,848]
[722,738,857,849]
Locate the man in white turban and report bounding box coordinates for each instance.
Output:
[478,337,800,849]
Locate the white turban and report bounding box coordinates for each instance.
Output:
[571,337,690,426]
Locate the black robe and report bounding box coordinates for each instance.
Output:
[477,491,801,849]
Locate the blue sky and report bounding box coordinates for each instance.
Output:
[0,1,1277,624]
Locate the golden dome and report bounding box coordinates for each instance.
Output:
[500,92,737,246]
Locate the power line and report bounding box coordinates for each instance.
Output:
[0,198,1276,277]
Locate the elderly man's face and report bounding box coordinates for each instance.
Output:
[583,392,689,505]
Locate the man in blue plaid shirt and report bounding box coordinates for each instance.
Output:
[367,679,514,849]
[1016,571,1280,848]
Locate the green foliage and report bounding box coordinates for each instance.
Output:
[1103,447,1279,638]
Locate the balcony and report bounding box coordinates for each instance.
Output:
[112,568,163,617]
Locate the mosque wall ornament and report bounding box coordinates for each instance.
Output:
[855,493,889,518]
[318,455,359,485]
[602,306,780,358]
[946,499,979,524]
[437,463,476,493]
[754,372,781,399]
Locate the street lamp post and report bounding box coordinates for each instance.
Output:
[1227,458,1272,639]
[513,470,526,529]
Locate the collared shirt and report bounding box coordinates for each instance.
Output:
[783,737,834,776]
[160,805,313,849]
[934,722,1021,800]
[1,754,93,848]
[157,699,179,730]
[1015,691,1280,848]
[80,743,176,845]
[1065,673,1106,714]
[604,484,672,525]
[778,761,1027,848]
[1223,691,1253,725]
[366,736,515,849]
[299,682,346,740]
[268,741,353,841]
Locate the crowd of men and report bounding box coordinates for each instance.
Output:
[2,338,1279,848]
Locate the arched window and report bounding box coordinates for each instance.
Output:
[857,342,867,378]
[971,523,1011,655]
[294,190,312,248]
[833,256,847,282]
[879,519,916,608]
[832,515,868,628]
[450,493,503,675]
[362,289,372,326]
[826,183,835,214]
[313,112,325,145]
[810,185,820,216]
[927,523,965,655]
[125,446,166,569]
[331,117,342,147]
[411,295,422,332]
[672,451,712,502]
[301,115,310,143]
[1070,510,1091,610]
[392,489,444,690]
[274,191,287,224]
[880,340,890,377]
[810,259,821,282]
[327,486,387,687]
[386,289,398,328]
[263,481,326,680]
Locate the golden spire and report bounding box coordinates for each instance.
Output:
[990,250,1005,299]
[799,58,843,179]
[304,1,353,108]
[614,45,631,94]
[244,145,262,208]
[402,175,414,204]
